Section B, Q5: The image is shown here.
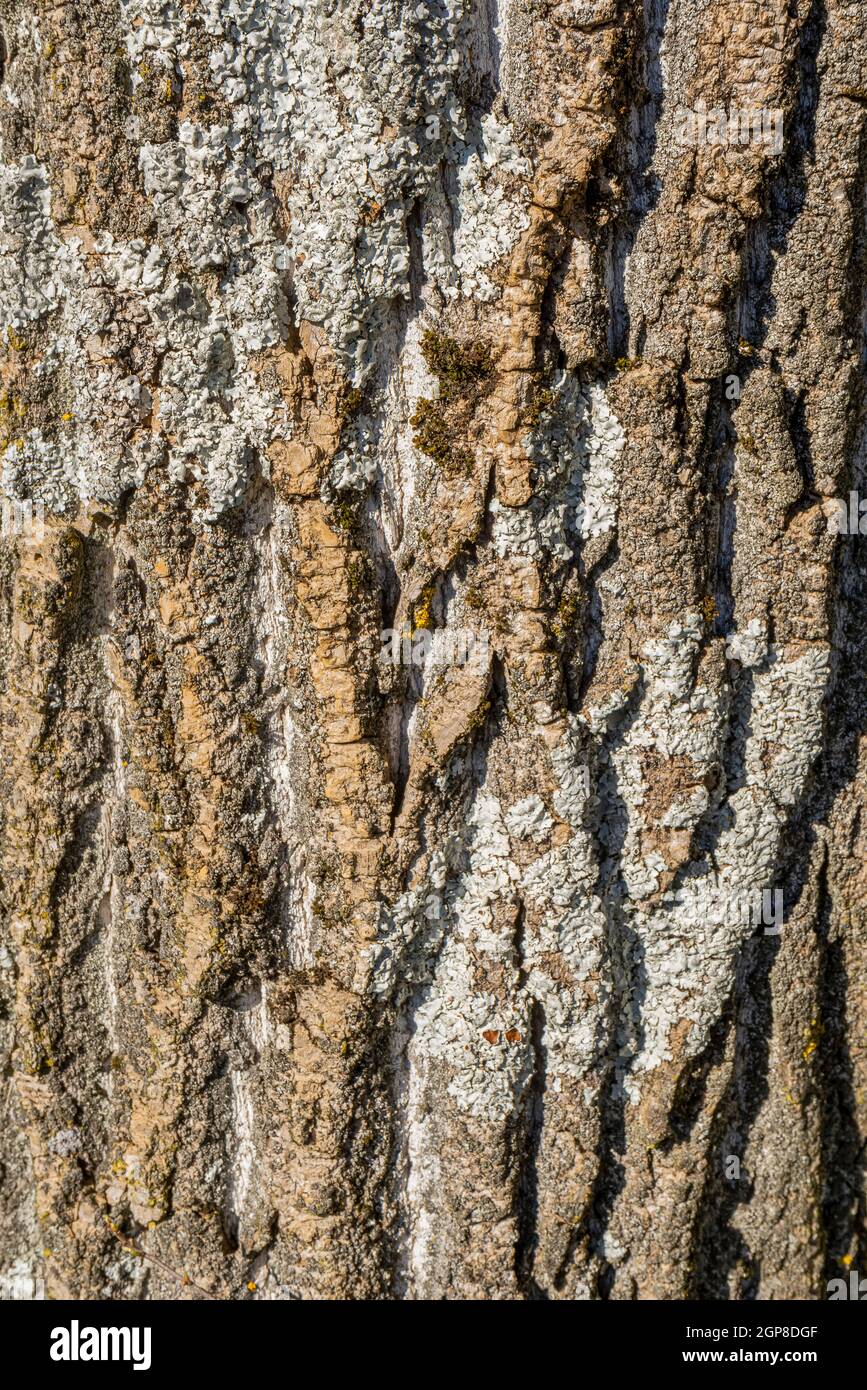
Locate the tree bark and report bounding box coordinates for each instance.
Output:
[0,0,865,1300]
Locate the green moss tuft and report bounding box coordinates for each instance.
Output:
[419,331,493,403]
[411,398,473,476]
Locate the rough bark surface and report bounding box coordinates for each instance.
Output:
[0,0,865,1301]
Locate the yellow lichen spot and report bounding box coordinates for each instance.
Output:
[61,411,75,422]
[42,1249,52,1258]
[802,1017,823,1061]
[842,1253,854,1267]
[164,77,173,101]
[246,1281,257,1292]
[701,595,718,625]
[412,585,435,632]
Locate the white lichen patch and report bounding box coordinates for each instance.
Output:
[447,113,531,301]
[203,0,530,376]
[620,637,830,1089]
[1,1,536,522]
[725,615,768,667]
[120,0,186,84]
[504,793,553,842]
[0,10,42,122]
[0,1258,42,1300]
[0,145,291,517]
[373,735,608,1113]
[0,157,66,327]
[490,379,623,559]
